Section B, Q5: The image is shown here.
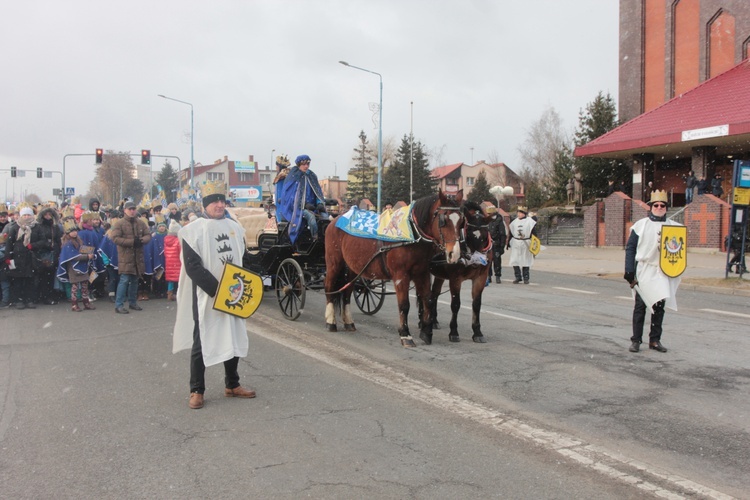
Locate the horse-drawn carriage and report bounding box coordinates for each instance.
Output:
[238,201,386,321]
[236,191,495,347]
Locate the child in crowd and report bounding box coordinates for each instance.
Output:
[150,215,168,298]
[57,219,96,311]
[98,218,120,303]
[163,219,182,301]
[0,233,10,308]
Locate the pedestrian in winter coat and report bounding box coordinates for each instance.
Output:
[34,207,63,304]
[488,213,507,284]
[163,219,182,300]
[4,207,44,308]
[110,201,151,313]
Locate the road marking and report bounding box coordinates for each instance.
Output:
[700,308,750,319]
[553,286,597,295]
[249,313,733,500]
[410,292,558,328]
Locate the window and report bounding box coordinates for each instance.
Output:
[446,177,458,186]
[259,173,272,185]
[238,172,253,183]
[466,177,475,186]
[207,172,224,181]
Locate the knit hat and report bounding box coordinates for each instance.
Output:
[20,207,34,217]
[168,219,181,236]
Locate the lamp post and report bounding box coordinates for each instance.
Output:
[158,94,194,189]
[339,61,383,212]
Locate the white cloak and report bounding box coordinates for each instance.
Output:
[172,217,249,366]
[508,217,537,267]
[630,217,681,311]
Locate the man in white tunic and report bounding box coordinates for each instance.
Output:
[506,206,537,284]
[624,190,680,353]
[173,181,255,409]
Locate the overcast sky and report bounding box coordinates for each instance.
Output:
[1,0,619,202]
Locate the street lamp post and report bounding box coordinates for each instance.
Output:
[158,94,194,189]
[339,61,383,212]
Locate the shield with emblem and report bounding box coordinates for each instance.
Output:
[212,262,264,318]
[660,225,687,278]
[529,234,541,256]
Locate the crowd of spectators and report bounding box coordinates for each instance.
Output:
[1,197,201,310]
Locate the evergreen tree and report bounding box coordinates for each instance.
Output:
[467,170,492,203]
[155,160,180,203]
[382,134,436,204]
[346,130,377,204]
[574,92,620,200]
[550,145,575,203]
[124,178,145,201]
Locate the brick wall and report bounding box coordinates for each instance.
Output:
[684,194,731,248]
[603,193,630,247]
[583,202,600,247]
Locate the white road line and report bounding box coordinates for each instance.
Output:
[248,313,734,500]
[700,308,750,319]
[553,287,597,295]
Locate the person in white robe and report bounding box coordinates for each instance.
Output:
[506,206,537,284]
[624,190,680,353]
[172,183,256,409]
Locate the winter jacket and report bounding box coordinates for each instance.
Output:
[35,208,63,262]
[163,234,182,282]
[110,215,152,275]
[5,221,45,278]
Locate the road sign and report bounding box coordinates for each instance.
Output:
[52,188,61,196]
[65,187,75,196]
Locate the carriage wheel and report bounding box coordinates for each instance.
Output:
[354,279,386,315]
[276,258,306,321]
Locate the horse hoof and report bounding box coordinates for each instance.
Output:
[344,323,356,332]
[449,334,460,342]
[401,337,416,348]
[433,321,441,330]
[419,332,433,345]
[326,323,338,332]
[472,335,487,343]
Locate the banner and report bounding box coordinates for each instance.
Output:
[230,185,263,203]
[212,262,264,318]
[660,225,687,278]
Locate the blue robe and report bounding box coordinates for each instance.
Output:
[143,237,156,275]
[78,228,105,272]
[98,234,119,269]
[57,241,91,283]
[151,232,165,272]
[278,166,325,243]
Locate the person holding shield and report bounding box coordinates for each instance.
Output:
[624,190,683,353]
[506,206,537,284]
[172,180,256,409]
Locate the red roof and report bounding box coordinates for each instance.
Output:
[576,58,750,158]
[431,163,463,179]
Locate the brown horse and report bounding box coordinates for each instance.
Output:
[324,190,464,347]
[424,201,496,343]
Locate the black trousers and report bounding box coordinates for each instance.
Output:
[513,266,530,282]
[189,285,240,394]
[11,276,36,304]
[490,249,503,278]
[631,292,665,343]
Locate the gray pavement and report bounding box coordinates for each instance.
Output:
[532,245,750,295]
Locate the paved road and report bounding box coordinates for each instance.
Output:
[0,250,747,499]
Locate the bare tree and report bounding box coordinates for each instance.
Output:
[517,106,570,187]
[427,144,447,169]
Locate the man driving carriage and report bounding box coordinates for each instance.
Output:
[277,154,326,243]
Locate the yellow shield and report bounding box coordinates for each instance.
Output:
[529,234,541,256]
[660,225,687,278]
[212,262,264,318]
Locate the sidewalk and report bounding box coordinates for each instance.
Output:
[532,246,750,296]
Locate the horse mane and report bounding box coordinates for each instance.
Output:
[462,200,483,216]
[411,193,441,229]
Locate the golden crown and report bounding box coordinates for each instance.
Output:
[649,190,668,204]
[154,214,167,226]
[276,154,290,167]
[63,218,79,233]
[81,211,101,223]
[61,206,75,219]
[202,179,227,198]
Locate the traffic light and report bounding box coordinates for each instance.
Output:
[37,167,43,178]
[11,166,16,177]
[141,149,151,165]
[95,148,103,164]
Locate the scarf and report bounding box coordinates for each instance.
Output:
[17,217,36,247]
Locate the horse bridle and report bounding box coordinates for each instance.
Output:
[420,206,463,251]
[463,219,493,253]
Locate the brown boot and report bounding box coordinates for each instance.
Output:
[224,386,256,398]
[189,392,204,409]
[71,300,81,312]
[83,299,96,310]
[167,291,175,301]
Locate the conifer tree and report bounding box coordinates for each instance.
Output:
[574,92,620,199]
[467,170,492,203]
[347,130,377,204]
[382,134,436,204]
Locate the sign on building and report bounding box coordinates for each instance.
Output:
[230,185,263,203]
[234,161,257,173]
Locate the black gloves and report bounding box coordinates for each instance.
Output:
[624,272,635,283]
[133,237,142,248]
